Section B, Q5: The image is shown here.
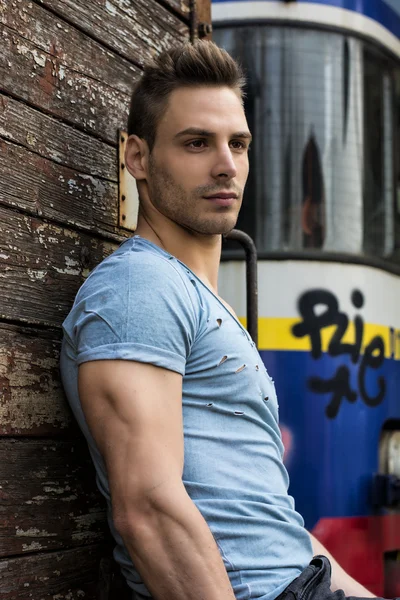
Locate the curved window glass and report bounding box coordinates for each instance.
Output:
[214,26,400,264]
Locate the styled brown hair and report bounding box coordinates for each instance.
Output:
[127,40,246,151]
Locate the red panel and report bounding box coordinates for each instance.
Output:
[312,515,400,596]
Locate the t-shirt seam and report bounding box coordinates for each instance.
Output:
[214,537,252,600]
[76,342,186,374]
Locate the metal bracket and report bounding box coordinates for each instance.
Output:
[118,130,139,231]
[198,22,212,38]
[190,0,212,41]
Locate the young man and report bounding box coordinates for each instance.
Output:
[61,41,378,600]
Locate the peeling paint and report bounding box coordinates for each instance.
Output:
[16,527,57,537]
[63,228,78,239]
[0,378,70,431]
[26,132,37,146]
[47,236,59,244]
[43,485,70,494]
[27,268,46,281]
[61,494,78,502]
[66,256,78,268]
[71,531,98,541]
[22,541,43,552]
[58,65,66,80]
[105,0,117,16]
[31,49,46,68]
[73,512,101,531]
[53,265,81,276]
[30,495,48,503]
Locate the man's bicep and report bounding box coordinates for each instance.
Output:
[78,360,184,502]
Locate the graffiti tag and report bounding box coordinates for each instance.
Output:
[292,289,385,418]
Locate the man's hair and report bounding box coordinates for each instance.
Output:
[127,40,246,151]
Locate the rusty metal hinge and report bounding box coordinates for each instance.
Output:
[198,22,212,38]
[190,0,212,41]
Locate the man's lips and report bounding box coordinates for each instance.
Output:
[204,192,238,200]
[204,192,238,207]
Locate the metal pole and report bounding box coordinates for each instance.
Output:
[225,229,258,347]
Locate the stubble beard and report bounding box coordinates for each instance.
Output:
[148,158,241,236]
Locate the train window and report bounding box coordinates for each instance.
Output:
[214,25,400,265]
[363,48,395,259]
[394,70,400,262]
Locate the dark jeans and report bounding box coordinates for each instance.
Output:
[276,555,396,600]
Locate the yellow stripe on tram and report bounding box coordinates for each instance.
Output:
[239,317,400,360]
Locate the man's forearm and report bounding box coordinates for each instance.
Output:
[309,532,374,597]
[115,481,236,600]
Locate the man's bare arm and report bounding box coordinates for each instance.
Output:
[309,533,374,597]
[78,359,236,600]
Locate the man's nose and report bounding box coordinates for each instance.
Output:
[210,145,237,180]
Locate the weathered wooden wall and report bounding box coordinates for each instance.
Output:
[0,0,210,597]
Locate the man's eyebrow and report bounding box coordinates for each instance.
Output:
[174,127,252,141]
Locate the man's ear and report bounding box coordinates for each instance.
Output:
[125,135,149,181]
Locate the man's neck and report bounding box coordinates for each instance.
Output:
[134,217,222,294]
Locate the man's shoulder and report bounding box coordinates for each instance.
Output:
[62,237,202,363]
[82,237,191,297]
[66,237,202,336]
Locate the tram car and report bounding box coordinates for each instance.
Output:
[213,0,400,595]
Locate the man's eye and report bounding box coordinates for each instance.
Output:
[230,140,247,150]
[187,139,207,149]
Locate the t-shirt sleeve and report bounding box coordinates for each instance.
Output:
[63,254,198,375]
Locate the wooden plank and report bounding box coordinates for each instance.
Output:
[0,1,138,143]
[0,438,108,557]
[0,207,116,327]
[0,0,137,92]
[0,94,117,180]
[157,0,191,20]
[0,323,74,436]
[0,137,127,237]
[0,544,107,599]
[36,0,189,65]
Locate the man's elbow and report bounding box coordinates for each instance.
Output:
[112,480,187,543]
[112,494,158,542]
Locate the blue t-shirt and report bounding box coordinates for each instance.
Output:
[60,236,313,600]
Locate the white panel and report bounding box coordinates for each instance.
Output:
[212,1,400,58]
[219,260,400,326]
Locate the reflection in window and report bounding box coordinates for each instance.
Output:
[301,134,325,249]
[214,26,399,264]
[395,72,400,262]
[363,50,395,258]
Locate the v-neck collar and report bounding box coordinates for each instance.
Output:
[130,235,252,341]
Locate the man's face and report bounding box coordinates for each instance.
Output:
[146,85,251,235]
